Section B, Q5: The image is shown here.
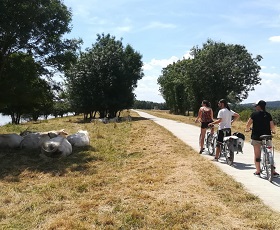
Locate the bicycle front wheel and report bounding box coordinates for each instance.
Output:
[207,135,216,156]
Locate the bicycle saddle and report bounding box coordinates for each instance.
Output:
[223,135,238,141]
[260,135,272,140]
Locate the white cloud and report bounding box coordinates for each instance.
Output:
[260,71,280,79]
[243,71,280,103]
[116,26,132,32]
[143,21,177,30]
[136,52,192,103]
[269,36,280,42]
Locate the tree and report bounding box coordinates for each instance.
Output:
[65,33,144,119]
[0,0,82,84]
[188,39,262,114]
[0,53,54,124]
[158,59,192,115]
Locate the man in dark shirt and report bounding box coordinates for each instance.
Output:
[245,100,279,176]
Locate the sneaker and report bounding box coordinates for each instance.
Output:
[254,172,260,176]
[199,148,204,154]
[273,172,279,177]
[212,157,218,162]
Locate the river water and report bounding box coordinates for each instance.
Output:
[0,113,74,126]
[0,114,11,126]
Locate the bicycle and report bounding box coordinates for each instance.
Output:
[205,127,217,156]
[218,128,239,166]
[198,125,216,155]
[260,134,275,182]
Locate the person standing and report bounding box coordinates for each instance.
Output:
[209,99,240,161]
[245,100,279,176]
[195,100,214,154]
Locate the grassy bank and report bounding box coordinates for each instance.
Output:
[0,112,280,229]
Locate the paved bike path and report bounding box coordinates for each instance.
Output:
[134,110,280,213]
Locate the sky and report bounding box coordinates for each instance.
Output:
[63,0,280,104]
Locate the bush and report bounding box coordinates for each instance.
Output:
[239,109,252,122]
[270,110,280,126]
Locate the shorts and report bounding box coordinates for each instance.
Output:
[217,128,231,145]
[201,121,213,129]
[251,139,262,146]
[251,139,272,147]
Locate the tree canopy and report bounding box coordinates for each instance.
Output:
[0,53,54,124]
[0,0,82,78]
[65,33,144,118]
[158,39,262,115]
[0,0,82,122]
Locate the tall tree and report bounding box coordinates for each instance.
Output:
[65,33,144,118]
[188,39,262,114]
[0,0,82,80]
[158,59,192,115]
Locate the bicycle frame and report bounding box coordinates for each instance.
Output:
[260,135,274,182]
[205,131,217,156]
[199,125,215,155]
[219,129,238,166]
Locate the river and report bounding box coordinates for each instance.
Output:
[0,114,11,126]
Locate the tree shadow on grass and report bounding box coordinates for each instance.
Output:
[0,145,102,181]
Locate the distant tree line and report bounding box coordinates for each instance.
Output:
[133,100,168,110]
[234,103,280,125]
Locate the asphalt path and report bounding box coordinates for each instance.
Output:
[134,110,280,213]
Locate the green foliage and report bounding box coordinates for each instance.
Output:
[0,0,82,120]
[188,39,262,114]
[158,59,192,115]
[239,109,252,122]
[158,39,262,115]
[133,100,168,110]
[0,0,82,78]
[0,53,54,124]
[270,110,280,125]
[65,33,144,118]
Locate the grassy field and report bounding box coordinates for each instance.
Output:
[0,111,280,229]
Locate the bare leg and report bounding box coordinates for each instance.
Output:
[253,143,261,173]
[215,144,221,159]
[200,128,206,152]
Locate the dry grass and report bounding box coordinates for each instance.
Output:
[0,112,280,229]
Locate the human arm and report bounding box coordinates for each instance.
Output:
[195,108,202,123]
[231,112,240,124]
[245,118,253,132]
[270,121,276,134]
[210,108,214,121]
[209,118,222,126]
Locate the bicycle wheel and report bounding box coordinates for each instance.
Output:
[261,149,273,182]
[205,132,210,149]
[260,151,266,174]
[224,143,234,166]
[199,133,201,149]
[207,135,216,156]
[266,151,274,182]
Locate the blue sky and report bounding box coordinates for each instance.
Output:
[63,0,280,104]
